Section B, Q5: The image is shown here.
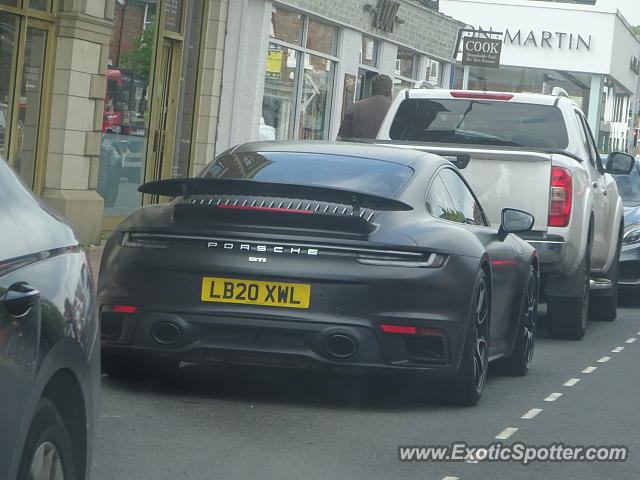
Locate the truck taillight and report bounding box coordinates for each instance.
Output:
[549,166,572,227]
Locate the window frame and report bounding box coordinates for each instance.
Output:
[424,166,489,227]
[266,6,339,140]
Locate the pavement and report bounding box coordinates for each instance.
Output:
[90,241,640,480]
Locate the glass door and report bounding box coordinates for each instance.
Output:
[0,9,54,192]
[144,37,181,204]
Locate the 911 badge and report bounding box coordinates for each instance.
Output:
[249,257,267,263]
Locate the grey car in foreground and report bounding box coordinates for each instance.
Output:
[98,142,538,406]
[0,156,100,479]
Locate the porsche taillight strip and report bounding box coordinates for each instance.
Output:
[122,232,435,261]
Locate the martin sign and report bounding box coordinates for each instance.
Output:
[462,38,502,68]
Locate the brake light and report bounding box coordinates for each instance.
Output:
[549,166,572,227]
[380,325,444,337]
[450,91,514,101]
[110,305,139,314]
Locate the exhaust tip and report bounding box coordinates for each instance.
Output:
[151,321,182,346]
[324,334,357,359]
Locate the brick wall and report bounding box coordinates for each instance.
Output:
[276,0,464,61]
[109,3,146,66]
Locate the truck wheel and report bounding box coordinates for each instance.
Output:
[589,230,621,322]
[547,252,589,340]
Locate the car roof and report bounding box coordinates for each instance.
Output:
[403,88,564,107]
[230,140,445,171]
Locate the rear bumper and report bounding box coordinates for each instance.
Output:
[521,233,567,275]
[98,234,484,378]
[101,308,467,379]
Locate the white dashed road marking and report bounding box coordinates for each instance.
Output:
[544,393,563,402]
[582,366,597,373]
[626,338,637,344]
[611,347,625,353]
[563,378,580,387]
[442,477,459,480]
[521,408,543,419]
[597,356,611,363]
[495,427,519,440]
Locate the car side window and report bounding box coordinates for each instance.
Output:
[575,112,603,174]
[425,175,460,223]
[438,168,487,226]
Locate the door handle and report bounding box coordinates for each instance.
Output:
[4,282,40,317]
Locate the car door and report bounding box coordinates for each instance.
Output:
[576,112,613,270]
[0,167,42,472]
[437,167,520,348]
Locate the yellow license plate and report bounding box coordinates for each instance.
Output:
[201,277,311,309]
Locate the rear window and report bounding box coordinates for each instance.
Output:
[389,98,569,150]
[201,151,414,198]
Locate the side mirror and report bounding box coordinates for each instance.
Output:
[499,208,534,238]
[605,152,634,175]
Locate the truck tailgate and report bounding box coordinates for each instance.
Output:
[384,145,552,231]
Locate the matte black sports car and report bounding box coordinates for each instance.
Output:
[98,142,539,405]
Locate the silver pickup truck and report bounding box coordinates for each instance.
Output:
[376,89,635,339]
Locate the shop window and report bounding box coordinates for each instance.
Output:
[262,46,299,140]
[306,18,337,56]
[29,0,51,11]
[360,36,378,68]
[270,6,303,45]
[426,58,442,86]
[0,0,18,6]
[164,0,182,33]
[261,8,336,141]
[98,2,157,216]
[0,12,18,160]
[0,8,54,190]
[299,54,334,140]
[396,47,417,79]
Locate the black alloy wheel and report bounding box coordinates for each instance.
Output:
[446,270,490,406]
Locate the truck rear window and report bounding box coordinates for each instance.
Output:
[389,99,569,150]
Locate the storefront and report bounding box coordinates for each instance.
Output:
[0,0,229,244]
[216,0,464,153]
[440,0,640,154]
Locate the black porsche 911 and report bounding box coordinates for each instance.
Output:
[98,142,538,405]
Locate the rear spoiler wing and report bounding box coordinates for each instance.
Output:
[138,178,413,212]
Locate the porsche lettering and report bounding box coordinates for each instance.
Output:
[207,241,319,255]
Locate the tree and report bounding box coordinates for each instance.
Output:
[634,25,640,35]
[119,17,156,80]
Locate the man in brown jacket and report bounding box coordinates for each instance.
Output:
[337,74,393,140]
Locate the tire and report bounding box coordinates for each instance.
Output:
[589,228,622,322]
[102,351,180,379]
[17,398,78,480]
[446,270,490,406]
[497,264,538,376]
[547,245,590,341]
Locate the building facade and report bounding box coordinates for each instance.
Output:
[441,0,640,154]
[1,0,228,244]
[216,0,464,154]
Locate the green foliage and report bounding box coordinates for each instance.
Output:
[634,25,640,35]
[119,17,156,80]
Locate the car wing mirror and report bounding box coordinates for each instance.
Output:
[605,152,634,175]
[499,208,535,239]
